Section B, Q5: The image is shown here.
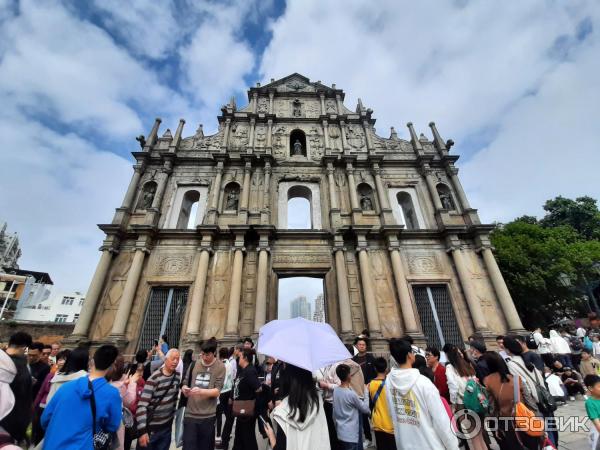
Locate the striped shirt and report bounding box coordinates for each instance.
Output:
[136,368,181,434]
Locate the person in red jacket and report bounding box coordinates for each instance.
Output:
[425,347,450,402]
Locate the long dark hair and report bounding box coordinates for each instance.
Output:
[446,346,475,377]
[279,363,319,423]
[62,346,89,374]
[480,351,511,383]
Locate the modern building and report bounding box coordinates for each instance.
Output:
[14,286,85,324]
[0,269,53,321]
[290,295,312,321]
[313,294,325,323]
[71,73,524,353]
[0,222,21,270]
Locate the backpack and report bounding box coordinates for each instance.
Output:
[584,336,593,352]
[463,378,490,414]
[526,333,538,350]
[513,361,557,415]
[569,336,583,352]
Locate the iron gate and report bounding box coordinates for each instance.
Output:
[138,287,188,352]
[413,285,463,349]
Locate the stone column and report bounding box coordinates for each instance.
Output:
[263,162,271,209]
[110,247,148,337]
[268,91,274,115]
[151,160,173,210]
[222,118,231,149]
[363,120,374,151]
[186,244,212,337]
[121,163,144,209]
[266,120,273,150]
[422,166,444,211]
[357,246,381,333]
[225,240,245,336]
[448,166,472,210]
[252,93,258,113]
[334,244,353,335]
[449,246,488,332]
[340,120,349,151]
[345,162,360,211]
[240,162,252,211]
[253,245,270,333]
[248,118,256,150]
[168,119,185,152]
[72,248,114,338]
[389,247,420,334]
[144,118,162,150]
[326,162,339,210]
[481,247,524,331]
[335,94,343,115]
[372,163,390,210]
[322,120,330,150]
[319,93,326,115]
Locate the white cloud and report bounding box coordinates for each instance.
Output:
[0,115,131,291]
[0,0,191,139]
[90,0,181,60]
[260,0,600,221]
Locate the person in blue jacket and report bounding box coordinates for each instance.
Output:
[41,345,122,450]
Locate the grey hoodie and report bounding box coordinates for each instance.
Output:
[46,370,88,405]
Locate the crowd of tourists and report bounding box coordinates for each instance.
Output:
[3,324,600,450]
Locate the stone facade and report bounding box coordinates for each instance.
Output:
[71,73,524,353]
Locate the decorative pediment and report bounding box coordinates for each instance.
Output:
[258,73,338,94]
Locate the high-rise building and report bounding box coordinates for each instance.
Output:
[72,73,525,353]
[0,222,21,270]
[313,294,325,323]
[290,295,312,321]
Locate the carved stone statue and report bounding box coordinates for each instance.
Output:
[135,135,146,149]
[141,184,156,209]
[225,190,239,210]
[292,139,303,156]
[292,99,302,117]
[360,194,373,211]
[439,191,454,210]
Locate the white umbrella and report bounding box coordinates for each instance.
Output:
[257,317,352,372]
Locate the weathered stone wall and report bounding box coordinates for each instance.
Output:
[0,321,74,345]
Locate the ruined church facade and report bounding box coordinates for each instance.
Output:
[72,74,524,353]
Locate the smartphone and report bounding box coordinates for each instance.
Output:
[258,416,268,426]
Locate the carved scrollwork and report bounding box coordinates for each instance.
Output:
[407,253,443,274]
[154,255,193,276]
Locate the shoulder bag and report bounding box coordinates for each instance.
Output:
[88,379,113,450]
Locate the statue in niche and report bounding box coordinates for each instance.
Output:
[292,98,302,117]
[360,194,373,211]
[440,191,455,210]
[140,184,156,209]
[225,190,239,210]
[292,139,303,156]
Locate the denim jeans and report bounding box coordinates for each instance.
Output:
[339,441,360,450]
[137,427,172,450]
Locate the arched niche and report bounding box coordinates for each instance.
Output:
[436,183,456,211]
[287,185,312,229]
[357,183,375,211]
[396,191,419,230]
[222,182,241,212]
[136,181,157,210]
[278,181,322,229]
[164,185,209,229]
[177,190,200,229]
[289,129,307,157]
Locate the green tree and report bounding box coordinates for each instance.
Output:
[540,196,600,240]
[491,219,600,328]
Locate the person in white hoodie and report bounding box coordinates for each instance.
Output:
[549,329,573,368]
[265,363,330,450]
[533,328,554,368]
[386,338,459,450]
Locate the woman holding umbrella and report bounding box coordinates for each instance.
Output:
[264,363,330,450]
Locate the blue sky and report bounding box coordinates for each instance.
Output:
[1,0,599,292]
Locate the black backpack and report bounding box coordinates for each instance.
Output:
[569,336,583,352]
[526,333,539,350]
